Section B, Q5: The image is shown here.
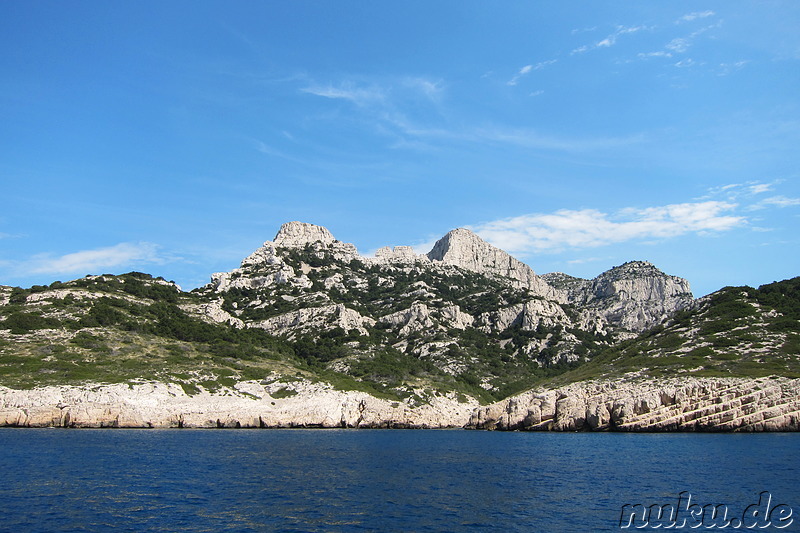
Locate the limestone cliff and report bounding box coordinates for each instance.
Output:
[427,228,562,301]
[467,376,800,431]
[542,261,693,334]
[0,379,478,429]
[2,376,798,431]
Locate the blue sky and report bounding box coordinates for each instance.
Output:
[1,1,798,297]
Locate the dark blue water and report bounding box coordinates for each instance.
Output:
[0,429,797,532]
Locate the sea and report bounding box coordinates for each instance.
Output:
[0,429,797,532]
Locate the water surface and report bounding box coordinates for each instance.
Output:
[0,429,797,531]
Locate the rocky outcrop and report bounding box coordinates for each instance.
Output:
[3,376,797,431]
[467,376,800,432]
[379,303,474,336]
[273,221,337,247]
[477,299,571,333]
[253,304,375,338]
[542,261,693,334]
[374,246,421,263]
[428,228,563,301]
[0,380,478,429]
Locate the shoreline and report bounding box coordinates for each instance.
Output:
[2,375,799,432]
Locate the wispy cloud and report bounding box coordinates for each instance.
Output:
[301,83,386,106]
[402,77,444,100]
[704,180,781,202]
[677,11,715,24]
[717,60,750,76]
[470,126,643,152]
[675,58,701,68]
[638,51,673,59]
[469,201,745,254]
[751,196,800,209]
[507,60,557,85]
[23,242,167,276]
[572,25,648,54]
[639,21,721,64]
[666,37,691,53]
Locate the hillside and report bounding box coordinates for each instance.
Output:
[547,277,800,385]
[1,222,695,402]
[0,221,797,430]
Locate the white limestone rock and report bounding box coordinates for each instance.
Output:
[374,246,424,264]
[476,299,570,333]
[467,376,800,432]
[251,304,374,337]
[543,261,693,333]
[0,380,479,429]
[192,299,245,328]
[273,221,337,247]
[427,228,564,302]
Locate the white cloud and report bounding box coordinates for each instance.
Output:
[25,242,166,276]
[301,83,386,106]
[677,11,715,24]
[704,181,782,202]
[717,60,750,76]
[748,183,773,195]
[638,51,673,59]
[507,60,556,85]
[675,58,700,68]
[751,196,800,209]
[572,25,648,54]
[403,77,444,99]
[666,38,691,53]
[469,201,745,254]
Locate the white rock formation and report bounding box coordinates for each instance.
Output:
[374,246,422,263]
[468,376,800,432]
[253,304,375,337]
[2,376,797,431]
[273,221,337,247]
[0,380,478,429]
[543,261,693,333]
[427,228,563,301]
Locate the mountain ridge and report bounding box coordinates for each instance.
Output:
[1,221,797,430]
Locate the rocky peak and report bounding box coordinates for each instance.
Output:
[427,228,562,301]
[273,221,336,248]
[591,261,692,302]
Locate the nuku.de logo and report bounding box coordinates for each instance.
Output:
[619,491,793,529]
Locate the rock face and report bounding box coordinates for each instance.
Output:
[467,377,800,432]
[273,221,337,247]
[3,376,797,431]
[0,380,478,429]
[427,228,561,301]
[542,261,693,334]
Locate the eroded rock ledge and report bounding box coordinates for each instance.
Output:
[0,381,477,429]
[2,377,798,431]
[467,376,800,432]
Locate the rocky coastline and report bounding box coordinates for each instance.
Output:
[2,376,798,431]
